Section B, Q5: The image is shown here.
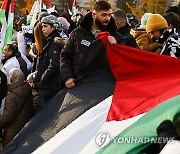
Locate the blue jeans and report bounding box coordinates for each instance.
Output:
[42,97,52,107]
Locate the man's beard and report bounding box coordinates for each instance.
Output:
[95,18,109,31]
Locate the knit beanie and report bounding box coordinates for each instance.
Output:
[41,15,59,28]
[146,14,168,33]
[58,17,70,31]
[140,13,152,29]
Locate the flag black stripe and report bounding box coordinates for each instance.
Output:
[5,0,11,22]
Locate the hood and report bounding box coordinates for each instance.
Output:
[130,28,148,38]
[8,68,32,98]
[117,23,131,35]
[79,12,117,35]
[8,82,32,98]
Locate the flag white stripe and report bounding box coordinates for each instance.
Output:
[33,96,144,154]
[30,1,40,26]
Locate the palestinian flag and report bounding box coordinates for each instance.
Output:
[42,0,53,8]
[2,33,180,154]
[33,95,180,154]
[0,0,14,60]
[71,0,77,15]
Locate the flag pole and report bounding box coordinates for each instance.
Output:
[39,0,42,11]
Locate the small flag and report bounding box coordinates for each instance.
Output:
[27,0,40,26]
[71,0,77,15]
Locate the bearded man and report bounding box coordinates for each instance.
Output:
[60,0,124,89]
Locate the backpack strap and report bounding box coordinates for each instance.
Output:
[16,57,28,79]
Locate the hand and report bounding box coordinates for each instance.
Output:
[108,36,117,44]
[65,78,75,89]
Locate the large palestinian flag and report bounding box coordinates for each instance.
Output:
[2,33,180,154]
[0,0,14,61]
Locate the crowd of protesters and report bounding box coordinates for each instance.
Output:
[0,0,179,150]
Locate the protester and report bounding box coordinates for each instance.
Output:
[0,68,33,148]
[33,12,49,54]
[71,12,84,28]
[11,41,33,72]
[59,13,76,33]
[57,17,70,36]
[1,44,28,81]
[2,2,124,152]
[30,12,50,72]
[0,70,7,106]
[113,10,137,48]
[26,72,42,113]
[146,14,180,58]
[163,12,180,33]
[60,0,124,89]
[126,13,139,28]
[130,13,160,52]
[33,15,64,106]
[140,119,180,154]
[12,19,22,42]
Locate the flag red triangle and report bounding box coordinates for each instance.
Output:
[97,32,180,121]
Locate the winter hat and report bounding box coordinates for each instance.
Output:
[38,12,50,21]
[146,14,168,33]
[41,15,59,28]
[58,17,70,31]
[140,13,152,29]
[9,68,24,84]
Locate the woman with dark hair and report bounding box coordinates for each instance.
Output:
[163,12,180,34]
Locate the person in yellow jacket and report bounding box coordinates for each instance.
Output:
[130,13,160,52]
[146,14,180,58]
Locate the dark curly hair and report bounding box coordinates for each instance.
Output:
[92,0,111,12]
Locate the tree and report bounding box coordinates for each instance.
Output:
[124,0,169,20]
[15,0,35,15]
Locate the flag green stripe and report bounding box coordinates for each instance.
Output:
[0,9,5,23]
[0,9,6,53]
[97,95,180,154]
[0,9,13,53]
[4,22,13,45]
